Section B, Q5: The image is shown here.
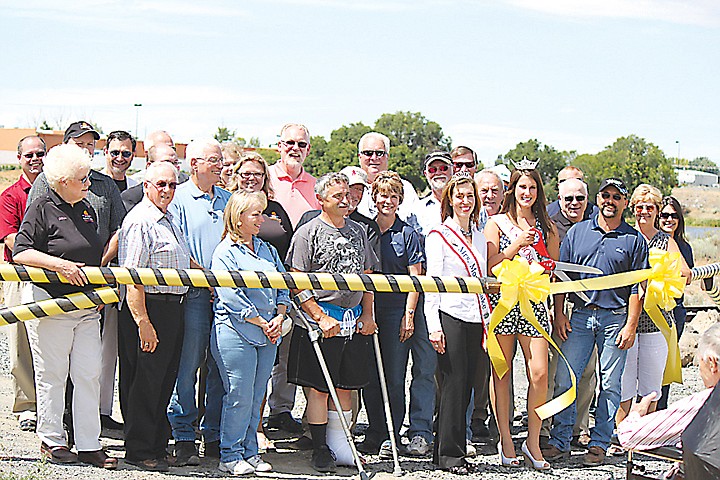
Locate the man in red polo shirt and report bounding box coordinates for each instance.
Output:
[0,134,46,432]
[267,123,319,227]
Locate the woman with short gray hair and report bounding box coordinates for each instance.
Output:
[13,144,117,469]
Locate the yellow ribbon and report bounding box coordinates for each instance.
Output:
[487,258,575,419]
[643,248,685,385]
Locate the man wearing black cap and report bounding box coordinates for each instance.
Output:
[543,177,649,467]
[27,121,127,434]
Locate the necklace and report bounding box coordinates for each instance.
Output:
[460,226,472,237]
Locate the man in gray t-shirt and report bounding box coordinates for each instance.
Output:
[285,172,376,473]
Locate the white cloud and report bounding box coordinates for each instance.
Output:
[504,0,720,27]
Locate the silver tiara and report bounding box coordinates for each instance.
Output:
[511,156,539,171]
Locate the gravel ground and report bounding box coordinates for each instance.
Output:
[0,327,703,480]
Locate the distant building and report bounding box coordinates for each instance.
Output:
[675,168,719,187]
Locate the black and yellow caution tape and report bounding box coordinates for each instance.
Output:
[0,287,119,326]
[0,264,501,295]
[691,262,720,280]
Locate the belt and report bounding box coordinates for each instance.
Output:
[584,304,602,310]
[146,293,185,303]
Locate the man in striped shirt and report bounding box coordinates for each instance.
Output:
[618,323,720,450]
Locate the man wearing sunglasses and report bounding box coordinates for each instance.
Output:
[543,178,597,449]
[0,135,46,433]
[416,151,453,236]
[450,146,478,176]
[356,132,419,231]
[547,166,598,219]
[545,177,649,467]
[268,123,319,227]
[102,131,137,193]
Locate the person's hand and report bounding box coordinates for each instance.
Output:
[137,318,158,353]
[554,311,571,341]
[318,314,340,338]
[429,330,446,354]
[514,229,536,248]
[399,311,414,342]
[616,325,636,350]
[265,314,284,344]
[55,259,87,286]
[630,391,657,418]
[357,314,376,336]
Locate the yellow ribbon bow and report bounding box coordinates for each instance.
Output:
[487,257,575,419]
[644,248,686,385]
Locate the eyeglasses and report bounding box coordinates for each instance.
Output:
[280,139,308,149]
[427,164,450,174]
[360,150,387,158]
[600,191,623,201]
[197,156,223,165]
[659,212,680,220]
[453,161,475,170]
[563,195,586,203]
[22,151,45,159]
[109,150,133,159]
[77,173,91,184]
[150,180,178,190]
[239,172,265,180]
[634,204,656,212]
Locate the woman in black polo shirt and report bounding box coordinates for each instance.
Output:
[13,144,116,469]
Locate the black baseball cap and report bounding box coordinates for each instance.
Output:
[63,121,100,144]
[424,151,452,169]
[598,177,629,196]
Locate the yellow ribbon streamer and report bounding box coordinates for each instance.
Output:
[643,249,685,385]
[486,258,575,420]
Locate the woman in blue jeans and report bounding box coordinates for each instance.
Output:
[210,190,290,476]
[361,171,432,457]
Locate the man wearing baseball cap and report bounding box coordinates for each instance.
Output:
[415,152,453,237]
[544,177,649,466]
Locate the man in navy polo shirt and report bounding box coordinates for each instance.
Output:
[543,178,648,467]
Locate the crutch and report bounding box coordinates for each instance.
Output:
[372,331,403,476]
[291,299,373,480]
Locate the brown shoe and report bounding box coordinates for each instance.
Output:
[583,446,606,466]
[40,443,78,464]
[78,449,118,469]
[541,445,570,462]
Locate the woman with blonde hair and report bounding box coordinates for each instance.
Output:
[616,185,691,424]
[210,190,291,475]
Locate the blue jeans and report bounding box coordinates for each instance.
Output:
[210,322,276,462]
[167,288,224,442]
[549,307,628,452]
[364,297,436,444]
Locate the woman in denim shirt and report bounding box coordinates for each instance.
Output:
[210,191,290,476]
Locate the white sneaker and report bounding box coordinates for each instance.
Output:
[466,440,477,458]
[218,459,255,475]
[405,435,430,456]
[246,455,272,472]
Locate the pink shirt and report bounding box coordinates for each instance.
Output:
[268,162,319,227]
[618,387,713,450]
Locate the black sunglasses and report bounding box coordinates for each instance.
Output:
[453,161,475,169]
[659,212,679,220]
[563,195,586,202]
[600,191,623,201]
[110,150,133,159]
[281,139,308,149]
[23,151,46,159]
[361,150,387,158]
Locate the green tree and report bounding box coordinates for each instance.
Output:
[38,120,53,131]
[304,122,372,177]
[248,136,261,148]
[497,139,571,200]
[574,135,677,197]
[689,156,719,175]
[374,111,452,191]
[214,126,236,143]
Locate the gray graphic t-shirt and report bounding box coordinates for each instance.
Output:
[287,216,372,308]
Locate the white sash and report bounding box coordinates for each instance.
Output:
[493,214,542,263]
[429,224,492,322]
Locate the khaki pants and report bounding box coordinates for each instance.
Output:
[3,281,36,418]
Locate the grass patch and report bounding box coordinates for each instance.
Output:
[685,218,720,227]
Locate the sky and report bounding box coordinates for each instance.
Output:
[1,0,719,168]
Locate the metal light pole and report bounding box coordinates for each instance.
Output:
[134,103,142,139]
[676,140,680,163]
